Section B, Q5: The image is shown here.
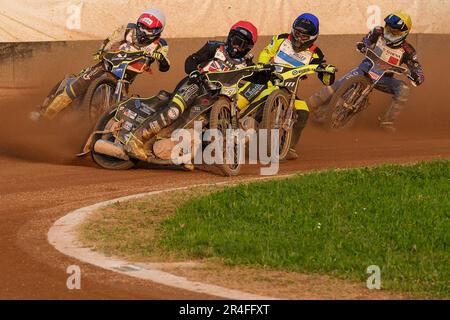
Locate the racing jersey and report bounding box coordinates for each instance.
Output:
[258,33,334,85]
[99,23,170,72]
[361,27,424,84]
[185,41,253,74]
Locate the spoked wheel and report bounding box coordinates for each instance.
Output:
[209,97,241,176]
[260,89,292,161]
[81,73,117,126]
[90,108,137,170]
[326,75,372,130]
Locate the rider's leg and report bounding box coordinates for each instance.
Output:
[41,64,103,119]
[125,100,185,161]
[41,87,74,120]
[307,86,335,124]
[286,100,309,160]
[309,66,366,124]
[126,79,198,161]
[375,77,410,133]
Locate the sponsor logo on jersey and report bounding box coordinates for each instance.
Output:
[123,121,134,131]
[124,109,137,120]
[167,107,180,120]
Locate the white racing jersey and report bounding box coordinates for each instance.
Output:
[274,40,314,67]
[373,37,405,66]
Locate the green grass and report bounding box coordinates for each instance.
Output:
[160,161,450,298]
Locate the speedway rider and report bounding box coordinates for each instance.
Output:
[238,13,336,160]
[126,21,263,161]
[32,9,171,120]
[309,11,425,132]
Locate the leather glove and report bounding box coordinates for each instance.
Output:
[356,42,367,54]
[151,52,164,61]
[188,70,204,84]
[93,50,104,61]
[319,63,337,74]
[412,73,424,87]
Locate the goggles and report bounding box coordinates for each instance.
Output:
[230,33,252,51]
[292,28,315,42]
[385,25,404,36]
[138,23,162,37]
[385,15,408,31]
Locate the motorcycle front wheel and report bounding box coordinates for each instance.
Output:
[260,89,292,161]
[209,97,242,176]
[325,75,372,130]
[81,73,117,126]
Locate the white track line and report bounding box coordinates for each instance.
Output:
[48,177,296,300]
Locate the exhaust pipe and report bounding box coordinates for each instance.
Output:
[93,140,130,161]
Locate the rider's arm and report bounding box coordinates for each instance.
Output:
[360,26,383,49]
[93,25,127,61]
[310,47,335,86]
[402,42,425,86]
[184,41,220,74]
[155,39,171,72]
[257,34,287,65]
[101,25,128,52]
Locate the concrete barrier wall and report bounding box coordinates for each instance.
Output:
[1,0,449,42]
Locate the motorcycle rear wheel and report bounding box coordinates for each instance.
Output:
[91,108,137,170]
[325,75,372,130]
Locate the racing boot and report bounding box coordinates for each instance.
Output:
[125,102,183,161]
[307,86,335,125]
[125,132,149,161]
[41,90,73,120]
[286,109,309,161]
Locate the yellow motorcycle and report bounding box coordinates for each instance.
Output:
[260,63,337,160]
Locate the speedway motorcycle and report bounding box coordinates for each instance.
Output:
[259,63,337,160]
[324,48,413,129]
[78,66,270,176]
[35,50,154,125]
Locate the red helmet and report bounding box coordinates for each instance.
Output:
[136,9,166,45]
[227,21,258,59]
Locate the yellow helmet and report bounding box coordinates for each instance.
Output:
[384,11,412,46]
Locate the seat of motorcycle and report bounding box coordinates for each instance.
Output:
[156,90,171,101]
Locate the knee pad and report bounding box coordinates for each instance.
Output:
[394,84,410,103]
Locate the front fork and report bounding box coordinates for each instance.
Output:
[282,95,296,131]
[352,83,375,113]
[114,80,124,103]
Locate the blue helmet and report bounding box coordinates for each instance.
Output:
[291,13,320,50]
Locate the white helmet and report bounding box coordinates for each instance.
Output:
[136,9,166,44]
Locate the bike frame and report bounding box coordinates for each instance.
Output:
[205,66,260,130]
[271,63,322,129]
[103,50,150,105]
[350,49,409,112]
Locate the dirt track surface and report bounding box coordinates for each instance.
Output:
[1,35,449,299]
[1,95,448,299]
